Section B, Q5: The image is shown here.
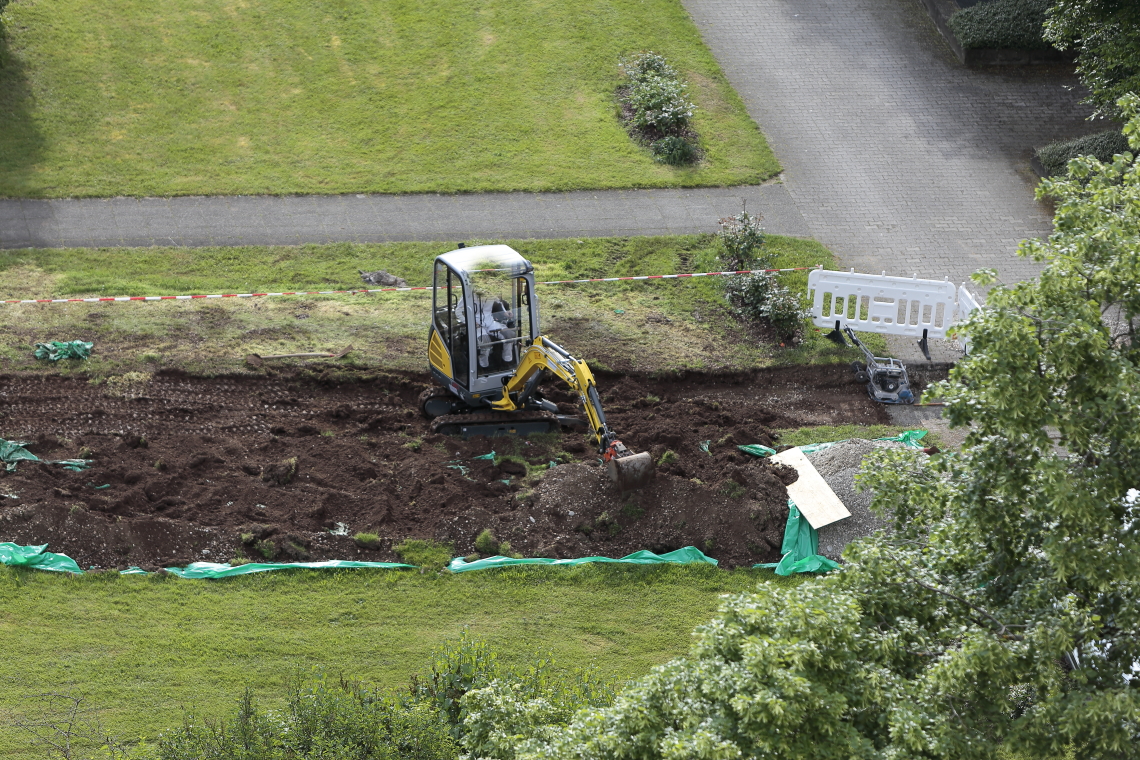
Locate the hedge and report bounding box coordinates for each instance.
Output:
[948,0,1053,51]
[1036,129,1132,176]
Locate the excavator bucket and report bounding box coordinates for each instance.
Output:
[607,450,655,491]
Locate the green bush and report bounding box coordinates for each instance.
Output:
[409,632,500,736]
[625,74,694,131]
[619,51,677,82]
[651,136,697,166]
[393,538,454,571]
[717,211,768,271]
[1035,128,1131,176]
[948,0,1053,50]
[153,676,457,760]
[717,213,807,340]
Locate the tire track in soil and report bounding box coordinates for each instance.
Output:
[0,364,891,570]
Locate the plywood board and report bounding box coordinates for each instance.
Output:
[769,447,851,529]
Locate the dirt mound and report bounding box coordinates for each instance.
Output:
[0,364,890,570]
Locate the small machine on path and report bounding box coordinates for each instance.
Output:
[835,326,913,404]
[418,245,654,491]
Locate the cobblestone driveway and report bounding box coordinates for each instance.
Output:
[682,0,1098,287]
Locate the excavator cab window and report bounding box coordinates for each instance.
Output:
[470,265,530,378]
[433,261,469,383]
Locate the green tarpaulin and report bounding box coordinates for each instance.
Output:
[448,546,717,573]
[738,443,777,457]
[163,559,416,579]
[34,340,93,361]
[0,542,83,574]
[754,500,840,576]
[0,545,714,578]
[0,438,91,472]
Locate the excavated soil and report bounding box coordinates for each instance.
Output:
[0,364,894,570]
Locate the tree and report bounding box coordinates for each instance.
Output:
[1045,0,1140,120]
[838,93,1140,760]
[460,97,1140,759]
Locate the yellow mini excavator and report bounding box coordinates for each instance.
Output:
[418,244,654,491]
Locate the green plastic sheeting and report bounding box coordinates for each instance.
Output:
[34,340,93,361]
[448,546,717,573]
[798,429,928,455]
[739,430,927,459]
[0,543,715,578]
[163,560,417,579]
[754,501,840,576]
[738,443,776,457]
[0,438,91,472]
[0,542,83,574]
[0,439,40,471]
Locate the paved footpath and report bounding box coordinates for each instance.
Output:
[0,184,808,250]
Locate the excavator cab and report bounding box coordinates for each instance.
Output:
[427,245,539,410]
[421,244,654,491]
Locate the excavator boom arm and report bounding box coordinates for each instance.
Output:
[491,336,654,490]
[492,336,609,443]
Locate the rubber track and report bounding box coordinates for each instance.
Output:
[429,409,559,437]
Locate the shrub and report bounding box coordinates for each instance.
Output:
[153,676,457,760]
[619,51,677,82]
[353,532,381,549]
[650,135,697,166]
[408,632,501,736]
[948,0,1053,50]
[726,271,808,340]
[717,211,768,271]
[474,528,500,556]
[1035,128,1131,176]
[393,538,454,571]
[758,278,810,339]
[718,211,804,340]
[625,74,694,131]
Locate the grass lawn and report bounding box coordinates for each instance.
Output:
[0,234,880,376]
[0,563,786,759]
[0,0,778,198]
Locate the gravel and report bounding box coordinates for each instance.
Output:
[805,439,908,560]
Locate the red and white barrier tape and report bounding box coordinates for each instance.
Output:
[0,266,820,306]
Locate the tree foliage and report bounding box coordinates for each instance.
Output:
[459,96,1140,760]
[1045,0,1140,120]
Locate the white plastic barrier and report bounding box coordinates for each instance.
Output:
[807,269,958,339]
[956,285,982,353]
[957,285,981,321]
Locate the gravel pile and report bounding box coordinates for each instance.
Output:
[805,439,908,560]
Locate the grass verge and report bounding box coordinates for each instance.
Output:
[0,0,777,198]
[0,563,784,759]
[0,235,880,375]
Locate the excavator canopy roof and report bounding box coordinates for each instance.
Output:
[436,245,533,278]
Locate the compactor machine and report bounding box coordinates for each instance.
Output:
[419,245,654,491]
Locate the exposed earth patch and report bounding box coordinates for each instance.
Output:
[0,364,898,570]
